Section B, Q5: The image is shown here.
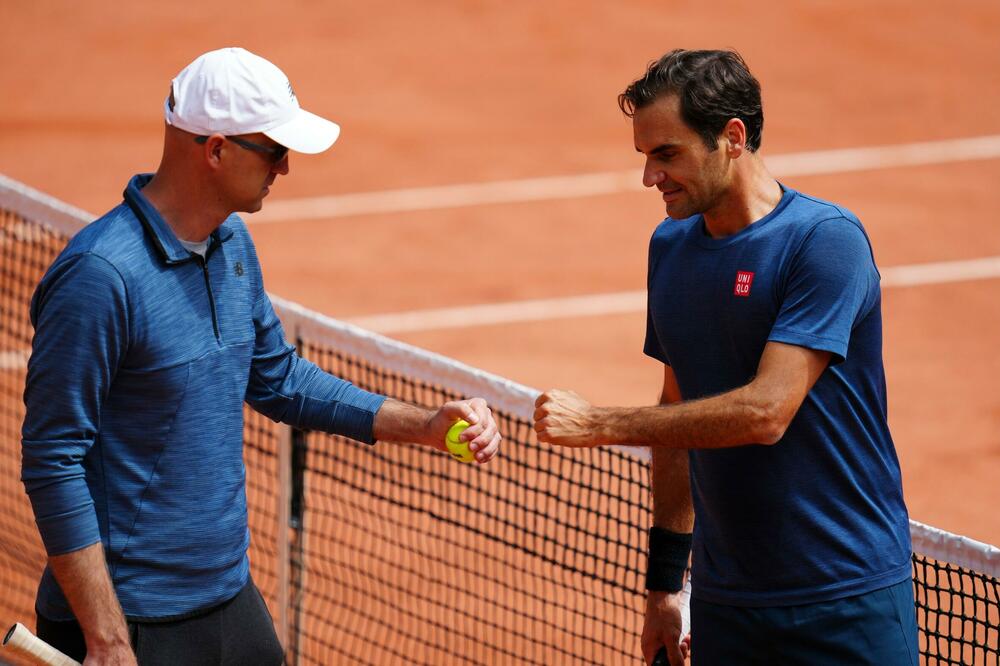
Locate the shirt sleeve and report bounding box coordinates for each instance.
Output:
[643,296,670,365]
[21,253,129,556]
[768,217,880,364]
[643,233,671,365]
[244,279,386,444]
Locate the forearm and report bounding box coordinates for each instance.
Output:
[372,399,436,447]
[48,542,131,654]
[650,447,693,531]
[536,345,826,450]
[645,445,693,599]
[595,384,780,449]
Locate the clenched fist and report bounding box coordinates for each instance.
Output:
[532,389,606,447]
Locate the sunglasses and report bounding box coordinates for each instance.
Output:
[194,135,289,164]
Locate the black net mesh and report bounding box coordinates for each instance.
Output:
[913,553,1000,665]
[0,207,64,650]
[1,184,999,665]
[282,341,650,665]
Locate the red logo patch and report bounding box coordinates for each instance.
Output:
[734,270,754,297]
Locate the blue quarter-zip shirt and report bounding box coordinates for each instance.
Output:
[22,174,386,620]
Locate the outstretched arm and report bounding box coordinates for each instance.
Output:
[534,341,831,449]
[244,280,500,461]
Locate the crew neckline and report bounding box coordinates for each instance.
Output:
[692,184,796,249]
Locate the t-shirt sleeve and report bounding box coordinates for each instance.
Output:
[643,233,671,365]
[768,217,880,364]
[643,297,670,365]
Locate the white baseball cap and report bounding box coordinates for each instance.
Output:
[164,47,340,154]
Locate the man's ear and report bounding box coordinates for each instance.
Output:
[722,118,747,158]
[202,134,226,168]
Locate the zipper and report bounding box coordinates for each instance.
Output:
[195,254,221,342]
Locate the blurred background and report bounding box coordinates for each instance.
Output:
[2,0,999,546]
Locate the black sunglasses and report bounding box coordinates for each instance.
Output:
[194,135,289,164]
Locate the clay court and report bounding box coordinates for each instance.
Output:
[2,1,999,662]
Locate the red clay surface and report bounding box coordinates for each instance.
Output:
[2,0,999,654]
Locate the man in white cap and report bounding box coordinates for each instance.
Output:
[22,47,502,665]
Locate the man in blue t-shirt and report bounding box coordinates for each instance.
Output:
[533,49,916,665]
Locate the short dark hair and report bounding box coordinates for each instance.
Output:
[619,49,764,153]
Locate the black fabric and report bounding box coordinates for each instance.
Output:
[36,612,87,663]
[646,526,693,592]
[35,579,284,665]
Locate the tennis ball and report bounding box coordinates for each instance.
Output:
[445,419,475,463]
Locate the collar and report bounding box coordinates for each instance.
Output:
[692,182,796,250]
[123,174,236,265]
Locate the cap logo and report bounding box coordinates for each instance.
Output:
[286,80,296,101]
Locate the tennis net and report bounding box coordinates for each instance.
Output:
[1,173,998,665]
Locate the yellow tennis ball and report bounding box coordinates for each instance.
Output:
[445,419,475,463]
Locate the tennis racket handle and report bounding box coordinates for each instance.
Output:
[652,646,671,666]
[3,623,82,666]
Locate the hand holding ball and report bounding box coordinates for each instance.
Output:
[445,419,475,463]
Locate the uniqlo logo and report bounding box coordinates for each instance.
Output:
[734,270,754,297]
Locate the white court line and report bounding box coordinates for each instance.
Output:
[0,349,30,371]
[347,256,1000,334]
[249,135,1000,223]
[5,257,999,367]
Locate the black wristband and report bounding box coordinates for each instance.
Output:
[645,526,692,592]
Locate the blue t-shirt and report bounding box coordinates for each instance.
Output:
[644,186,911,607]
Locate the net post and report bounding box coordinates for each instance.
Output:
[287,425,307,666]
[285,329,308,666]
[275,421,292,655]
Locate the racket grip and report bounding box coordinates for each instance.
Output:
[651,645,671,666]
[3,623,82,666]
